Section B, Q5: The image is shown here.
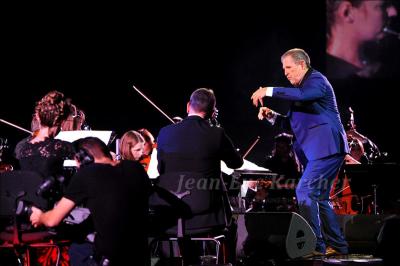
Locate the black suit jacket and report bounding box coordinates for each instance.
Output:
[156,115,243,234]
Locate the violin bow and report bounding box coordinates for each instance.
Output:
[0,118,32,134]
[242,136,261,159]
[132,85,176,124]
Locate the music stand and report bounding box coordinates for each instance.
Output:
[55,130,114,145]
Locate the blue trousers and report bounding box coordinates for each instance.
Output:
[296,154,348,253]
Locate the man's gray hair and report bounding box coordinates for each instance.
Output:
[281,48,311,68]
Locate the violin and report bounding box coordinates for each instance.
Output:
[140,155,151,171]
[208,107,220,127]
[139,143,157,171]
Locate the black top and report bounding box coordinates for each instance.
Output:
[326,54,361,80]
[15,137,74,178]
[264,156,301,181]
[157,115,243,176]
[64,160,151,264]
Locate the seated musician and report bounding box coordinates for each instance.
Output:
[29,91,86,133]
[14,90,75,179]
[244,133,300,211]
[60,98,87,131]
[264,132,302,184]
[10,91,75,265]
[119,130,145,162]
[156,88,243,264]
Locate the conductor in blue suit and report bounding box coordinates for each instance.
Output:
[251,48,349,256]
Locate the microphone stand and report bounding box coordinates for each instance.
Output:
[383,27,400,39]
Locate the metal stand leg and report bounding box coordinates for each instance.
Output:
[372,184,378,215]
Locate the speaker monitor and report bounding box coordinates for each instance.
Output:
[237,212,316,259]
[337,214,390,253]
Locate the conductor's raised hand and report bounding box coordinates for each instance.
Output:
[251,87,267,107]
[258,107,273,120]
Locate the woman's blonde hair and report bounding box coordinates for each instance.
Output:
[120,130,145,161]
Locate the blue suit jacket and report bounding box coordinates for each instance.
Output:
[273,69,349,161]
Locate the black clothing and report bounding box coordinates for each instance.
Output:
[15,136,74,178]
[157,116,243,175]
[64,160,151,265]
[264,156,300,181]
[157,115,243,233]
[263,155,300,205]
[326,53,382,80]
[326,54,361,80]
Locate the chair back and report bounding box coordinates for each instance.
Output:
[151,172,229,235]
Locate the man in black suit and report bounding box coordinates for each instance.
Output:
[156,88,243,263]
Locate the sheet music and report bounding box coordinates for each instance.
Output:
[63,160,78,167]
[55,130,113,145]
[221,159,270,175]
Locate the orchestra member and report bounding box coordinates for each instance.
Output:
[119,130,145,162]
[15,90,74,178]
[156,88,243,264]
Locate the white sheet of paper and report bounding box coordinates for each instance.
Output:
[55,130,113,145]
[221,159,269,175]
[63,159,78,167]
[147,148,159,179]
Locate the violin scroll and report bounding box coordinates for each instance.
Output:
[208,107,220,127]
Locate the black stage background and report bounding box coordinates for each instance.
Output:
[1,1,400,166]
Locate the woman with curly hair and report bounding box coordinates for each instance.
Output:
[15,90,74,178]
[30,91,86,132]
